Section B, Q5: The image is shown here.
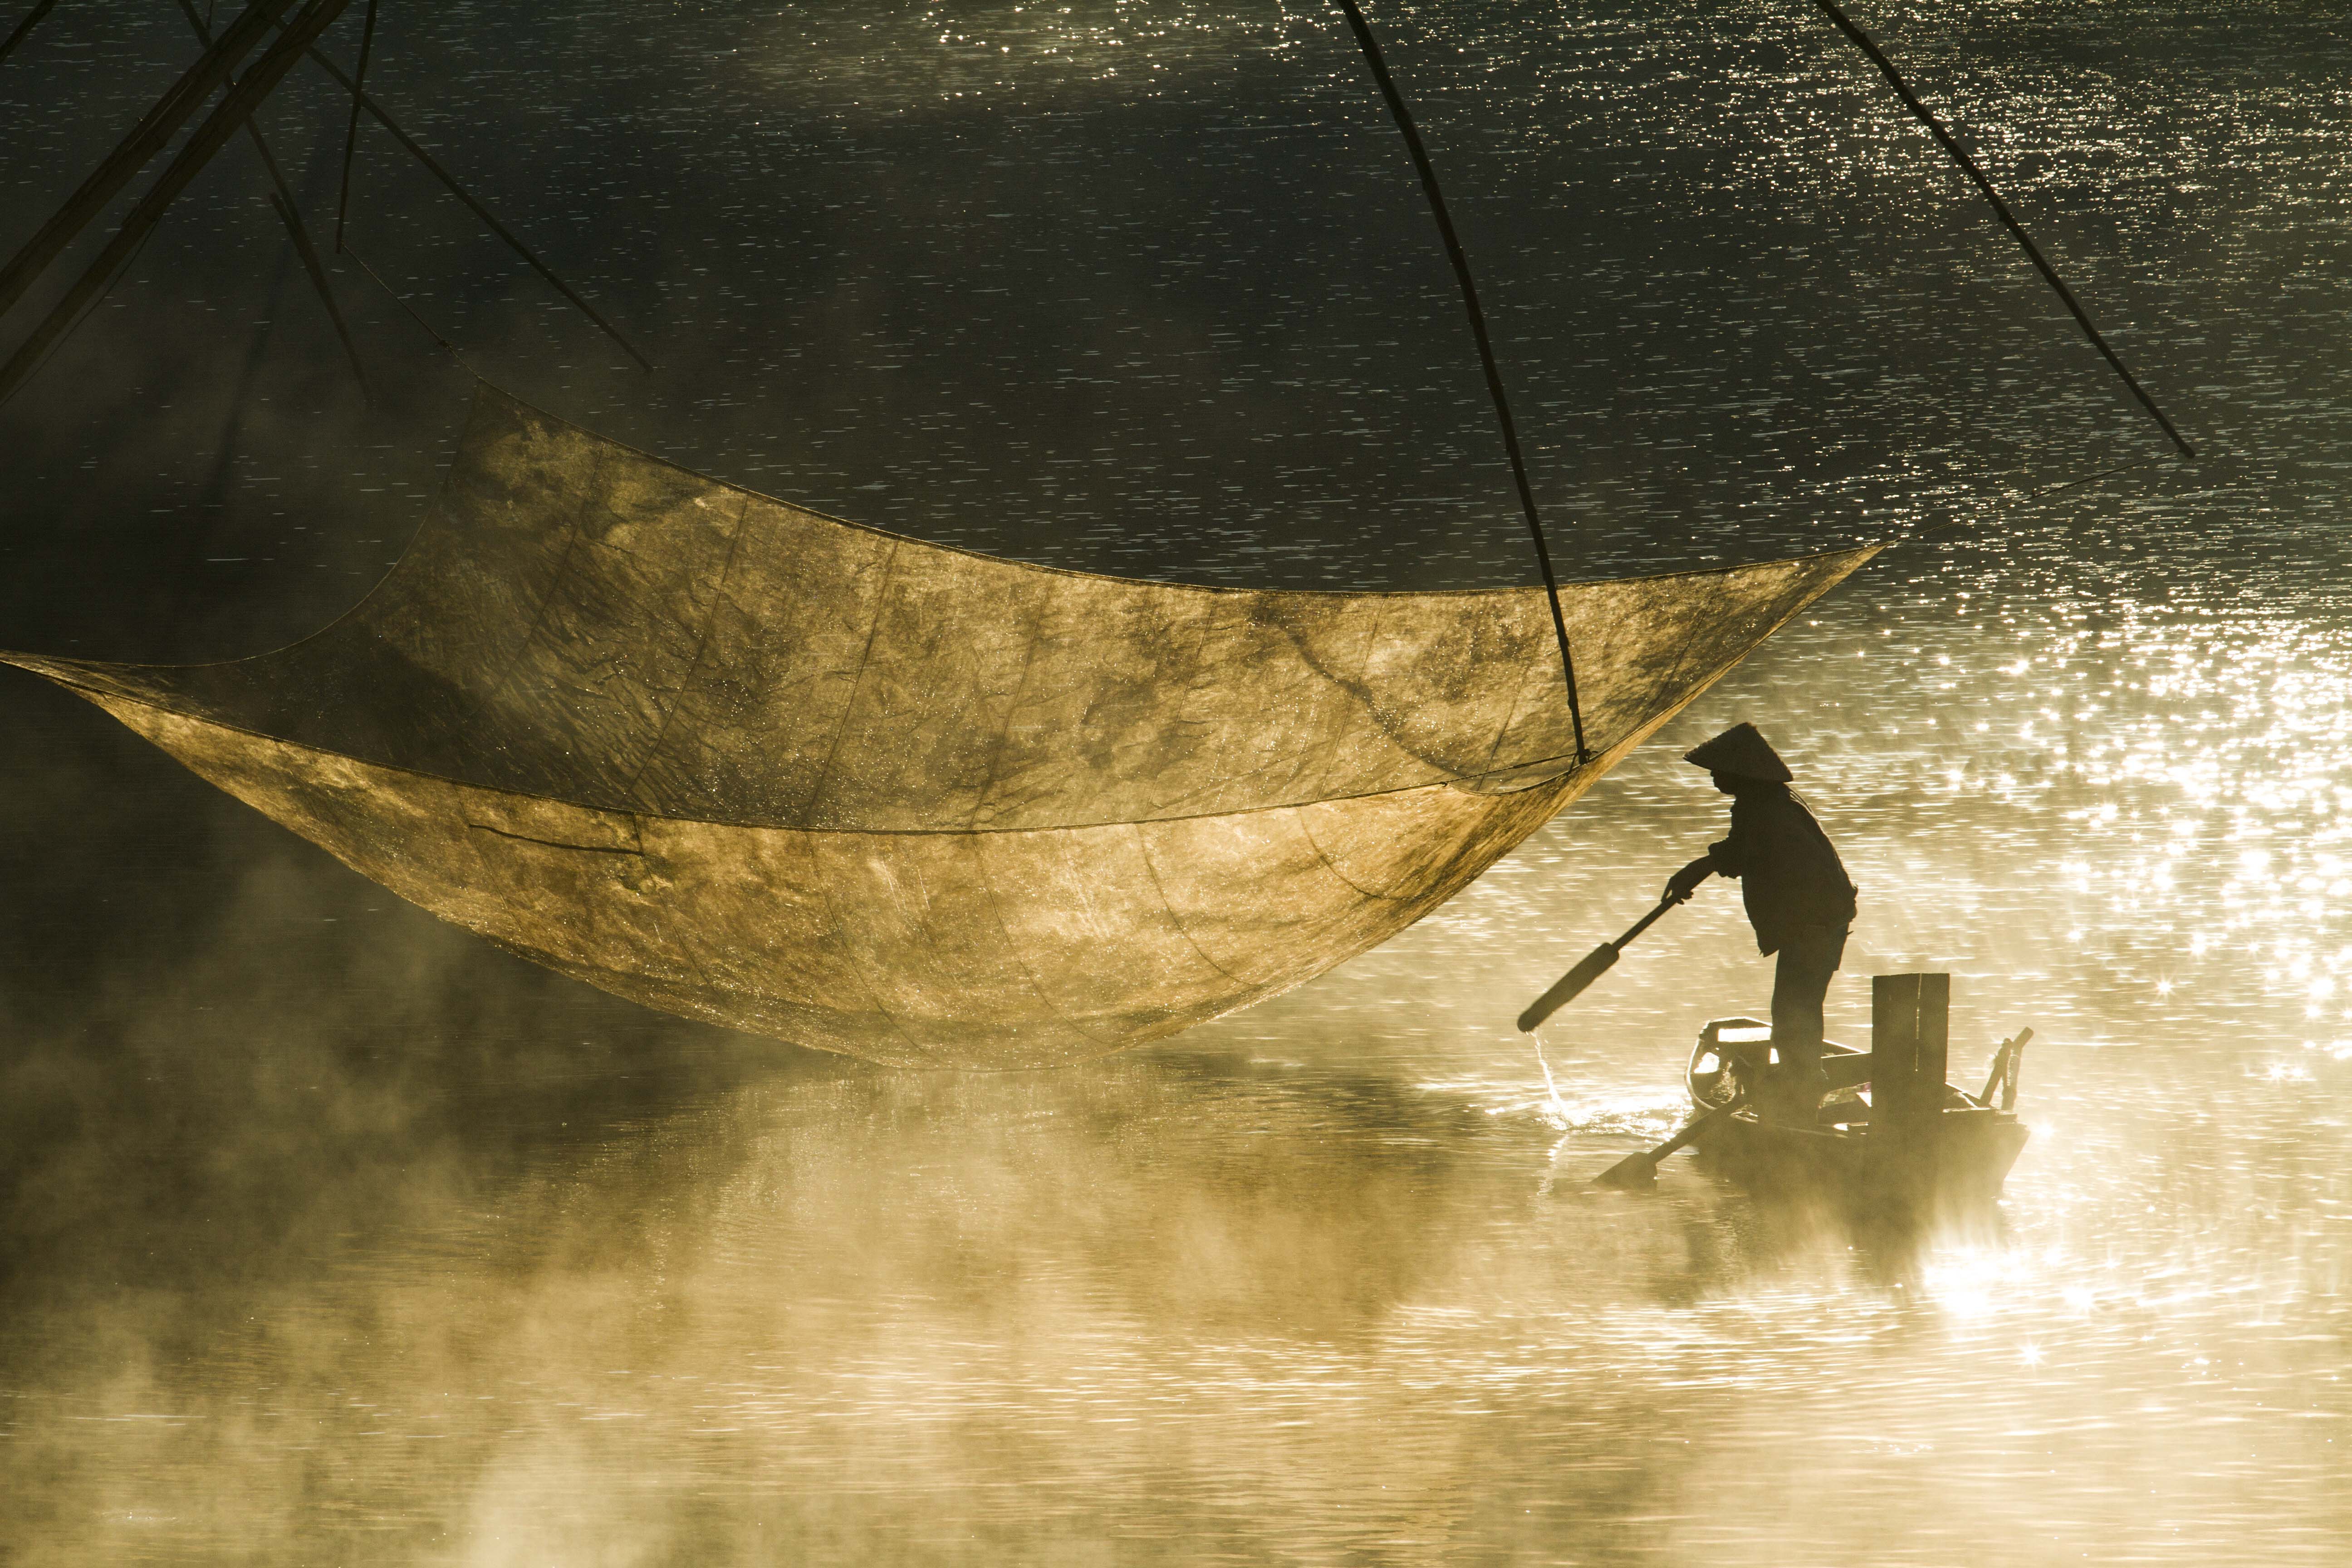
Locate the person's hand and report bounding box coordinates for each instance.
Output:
[1663,857,1713,902]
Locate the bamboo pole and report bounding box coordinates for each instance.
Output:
[0,0,62,65]
[0,0,352,404]
[1810,0,2195,459]
[168,0,367,392]
[1327,0,1588,760]
[0,0,304,319]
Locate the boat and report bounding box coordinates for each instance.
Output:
[1678,1000,2032,1205]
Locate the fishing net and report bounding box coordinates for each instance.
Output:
[7,383,1875,1064]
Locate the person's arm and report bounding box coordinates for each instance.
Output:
[1664,854,1715,901]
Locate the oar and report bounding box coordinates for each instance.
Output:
[1592,1096,1744,1188]
[1517,887,1692,1032]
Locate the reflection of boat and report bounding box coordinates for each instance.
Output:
[1683,1009,2032,1205]
[7,384,1876,1067]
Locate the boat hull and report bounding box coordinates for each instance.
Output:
[1697,1106,2031,1208]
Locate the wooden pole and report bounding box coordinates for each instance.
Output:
[0,0,304,319]
[0,0,62,65]
[0,0,350,405]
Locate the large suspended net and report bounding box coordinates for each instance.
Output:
[8,385,1874,1064]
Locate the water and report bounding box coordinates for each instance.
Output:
[3,2,2349,1562]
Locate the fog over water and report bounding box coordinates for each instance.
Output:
[2,2,2349,1562]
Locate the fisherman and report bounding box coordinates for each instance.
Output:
[1663,723,1857,1123]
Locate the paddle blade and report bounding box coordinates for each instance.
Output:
[1590,1151,1659,1188]
[1517,944,1618,1032]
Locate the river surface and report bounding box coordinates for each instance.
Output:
[2,3,2348,1563]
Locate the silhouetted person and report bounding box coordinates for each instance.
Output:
[1664,723,1856,1122]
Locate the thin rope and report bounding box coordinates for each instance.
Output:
[1809,0,2195,461]
[289,33,655,372]
[169,0,367,392]
[344,242,474,372]
[1898,452,2169,545]
[1328,0,1589,762]
[2027,453,2162,499]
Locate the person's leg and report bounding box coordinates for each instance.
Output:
[1770,944,1831,1069]
[1766,931,1844,1120]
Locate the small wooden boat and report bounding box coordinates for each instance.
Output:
[1678,981,2032,1207]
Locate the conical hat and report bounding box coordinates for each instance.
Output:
[1682,722,1792,783]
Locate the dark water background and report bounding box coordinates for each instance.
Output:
[2,2,2350,1562]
